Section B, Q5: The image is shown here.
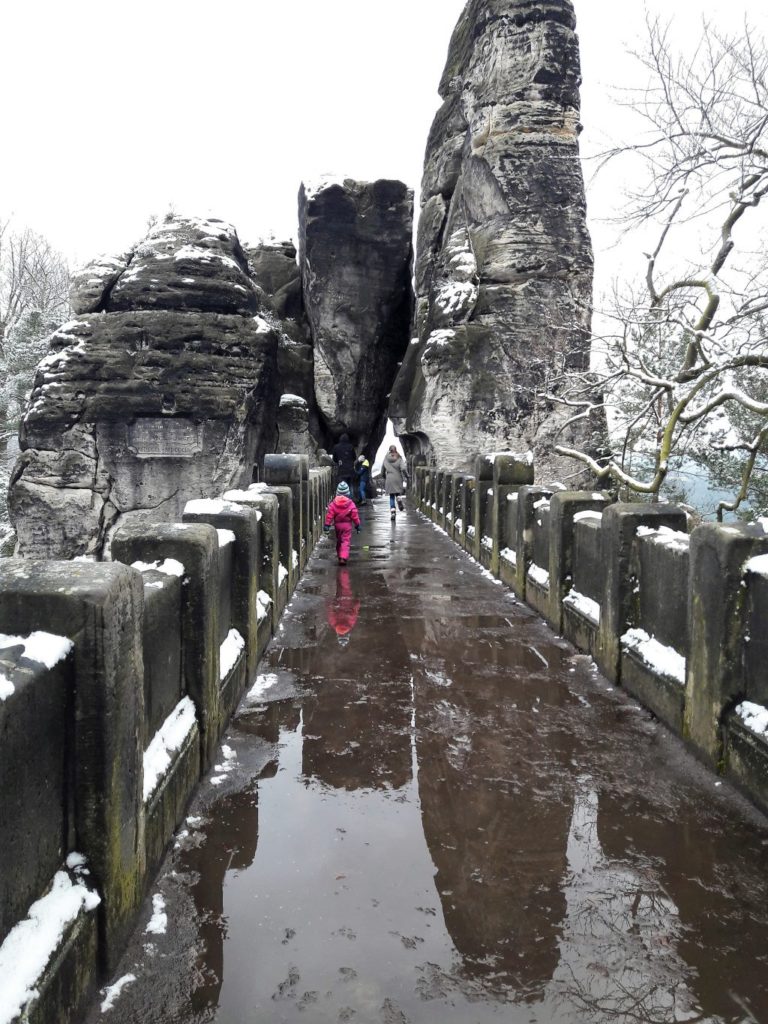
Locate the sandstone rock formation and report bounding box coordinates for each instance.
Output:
[390,0,600,480]
[299,178,413,455]
[274,394,321,464]
[9,216,279,558]
[246,239,322,447]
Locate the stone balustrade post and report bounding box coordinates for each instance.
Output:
[223,486,281,641]
[309,469,322,544]
[473,457,494,564]
[547,491,612,632]
[112,522,221,771]
[264,455,303,581]
[182,500,261,684]
[685,523,768,764]
[596,504,687,685]
[262,485,295,600]
[298,455,310,567]
[416,466,427,512]
[422,468,433,518]
[446,472,462,541]
[514,486,553,599]
[461,476,475,553]
[455,474,469,548]
[491,454,535,578]
[435,471,447,529]
[0,559,145,969]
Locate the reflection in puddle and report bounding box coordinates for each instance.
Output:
[326,568,361,646]
[551,782,702,1023]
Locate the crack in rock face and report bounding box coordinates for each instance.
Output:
[390,0,605,479]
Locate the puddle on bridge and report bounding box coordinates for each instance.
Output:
[87,501,768,1024]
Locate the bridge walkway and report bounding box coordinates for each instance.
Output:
[86,499,768,1024]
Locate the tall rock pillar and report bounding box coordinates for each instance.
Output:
[298,178,413,455]
[390,0,599,478]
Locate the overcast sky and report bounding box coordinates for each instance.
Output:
[1,0,766,279]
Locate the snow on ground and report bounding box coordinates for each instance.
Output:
[220,629,245,681]
[144,894,167,936]
[248,672,280,702]
[143,697,197,802]
[210,741,239,786]
[100,974,136,1013]
[621,628,686,684]
[0,869,100,1024]
[425,516,502,585]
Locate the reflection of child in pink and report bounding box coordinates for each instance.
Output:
[324,481,361,565]
[327,568,361,641]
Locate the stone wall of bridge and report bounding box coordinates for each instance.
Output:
[412,456,768,818]
[0,456,331,1024]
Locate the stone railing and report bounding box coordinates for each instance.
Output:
[0,455,332,1024]
[413,455,768,815]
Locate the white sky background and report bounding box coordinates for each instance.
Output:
[1,0,767,286]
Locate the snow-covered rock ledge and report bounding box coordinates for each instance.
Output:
[0,860,100,1024]
[621,629,686,685]
[563,589,600,625]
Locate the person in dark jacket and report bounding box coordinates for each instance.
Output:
[332,433,357,490]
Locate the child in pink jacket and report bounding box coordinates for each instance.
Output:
[324,481,361,565]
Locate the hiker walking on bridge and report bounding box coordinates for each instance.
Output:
[324,481,361,565]
[381,445,407,520]
[355,454,372,505]
[332,432,357,491]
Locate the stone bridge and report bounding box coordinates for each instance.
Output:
[1,451,768,1024]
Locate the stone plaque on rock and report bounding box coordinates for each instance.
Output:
[126,419,203,459]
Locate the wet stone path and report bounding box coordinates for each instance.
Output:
[88,499,768,1024]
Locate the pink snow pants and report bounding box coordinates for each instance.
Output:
[335,521,354,560]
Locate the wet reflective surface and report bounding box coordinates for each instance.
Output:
[88,500,768,1024]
